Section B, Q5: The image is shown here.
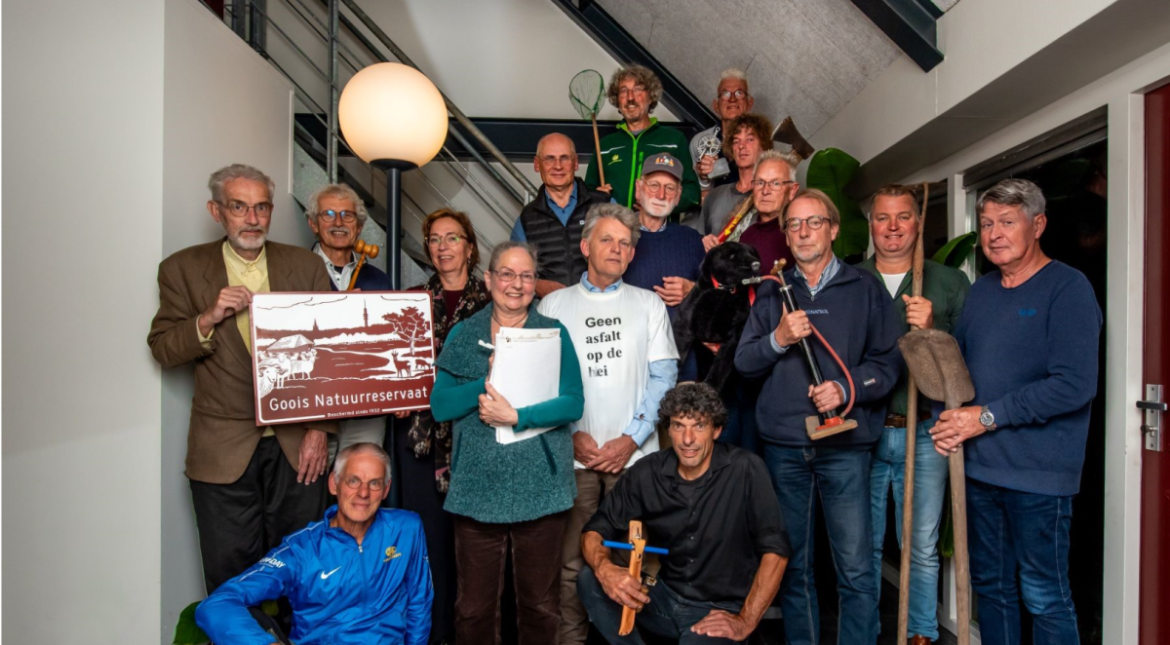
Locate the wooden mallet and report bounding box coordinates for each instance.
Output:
[347,239,380,291]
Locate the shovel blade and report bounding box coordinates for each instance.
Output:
[898,329,975,405]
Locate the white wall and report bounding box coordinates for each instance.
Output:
[887,42,1170,645]
[1,0,165,643]
[160,0,314,639]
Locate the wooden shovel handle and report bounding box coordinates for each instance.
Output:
[949,447,971,645]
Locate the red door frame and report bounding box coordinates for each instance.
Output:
[1139,82,1170,645]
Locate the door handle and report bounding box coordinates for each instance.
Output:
[1139,384,1164,452]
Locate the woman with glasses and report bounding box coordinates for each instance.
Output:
[393,208,489,644]
[430,241,584,645]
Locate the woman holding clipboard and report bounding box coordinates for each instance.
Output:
[430,241,585,645]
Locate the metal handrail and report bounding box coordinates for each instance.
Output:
[216,0,529,235]
[337,0,538,201]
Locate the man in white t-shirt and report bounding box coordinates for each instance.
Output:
[538,202,680,645]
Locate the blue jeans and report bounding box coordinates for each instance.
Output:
[577,566,741,644]
[868,421,948,640]
[763,445,877,645]
[967,478,1079,645]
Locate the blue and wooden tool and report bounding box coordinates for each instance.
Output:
[614,521,670,636]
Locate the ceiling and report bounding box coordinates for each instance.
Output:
[593,0,957,137]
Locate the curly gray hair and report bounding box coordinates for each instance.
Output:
[607,65,663,114]
[306,183,369,228]
[655,383,728,434]
[977,178,1046,220]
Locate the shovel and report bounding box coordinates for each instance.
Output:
[898,329,974,645]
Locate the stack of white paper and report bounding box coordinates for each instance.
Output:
[489,327,562,444]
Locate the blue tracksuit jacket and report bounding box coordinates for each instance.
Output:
[196,506,433,645]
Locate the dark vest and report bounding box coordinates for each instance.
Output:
[518,179,609,285]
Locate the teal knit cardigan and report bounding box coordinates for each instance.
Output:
[431,305,584,523]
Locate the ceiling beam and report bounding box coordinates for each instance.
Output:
[848,0,944,72]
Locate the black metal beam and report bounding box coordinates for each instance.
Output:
[548,0,717,132]
[295,114,704,162]
[848,0,944,72]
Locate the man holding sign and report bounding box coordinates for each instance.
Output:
[538,203,679,645]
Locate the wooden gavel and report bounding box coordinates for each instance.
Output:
[347,240,380,291]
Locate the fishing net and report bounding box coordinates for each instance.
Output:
[569,69,605,119]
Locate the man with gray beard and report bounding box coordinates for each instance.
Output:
[622,153,706,318]
[148,164,338,593]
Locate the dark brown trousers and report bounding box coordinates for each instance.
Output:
[453,510,570,645]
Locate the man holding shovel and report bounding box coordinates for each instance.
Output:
[860,185,970,645]
[930,178,1101,645]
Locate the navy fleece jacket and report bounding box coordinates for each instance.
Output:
[956,261,1101,496]
[735,261,902,447]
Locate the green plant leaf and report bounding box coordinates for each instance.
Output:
[932,231,978,269]
[803,148,868,259]
[173,601,209,645]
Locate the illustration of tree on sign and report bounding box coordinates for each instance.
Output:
[383,307,432,353]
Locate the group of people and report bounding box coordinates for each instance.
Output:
[150,63,1102,645]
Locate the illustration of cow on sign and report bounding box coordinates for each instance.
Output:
[382,306,434,377]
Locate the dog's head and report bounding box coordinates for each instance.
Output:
[701,242,761,290]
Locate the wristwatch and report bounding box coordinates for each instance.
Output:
[979,405,997,431]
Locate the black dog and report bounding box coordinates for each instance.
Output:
[674,242,761,394]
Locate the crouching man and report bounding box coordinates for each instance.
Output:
[196,443,433,645]
[577,383,789,644]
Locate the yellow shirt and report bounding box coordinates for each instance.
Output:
[223,242,271,352]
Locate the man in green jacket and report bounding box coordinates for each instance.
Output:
[860,184,970,645]
[585,65,700,219]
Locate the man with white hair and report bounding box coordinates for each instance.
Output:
[689,68,755,194]
[538,203,680,645]
[197,443,433,645]
[585,65,699,218]
[149,164,338,593]
[930,178,1101,645]
[305,183,389,292]
[305,183,390,453]
[623,153,705,316]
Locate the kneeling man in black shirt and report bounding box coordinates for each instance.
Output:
[578,382,790,644]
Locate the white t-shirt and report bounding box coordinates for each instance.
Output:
[538,281,679,469]
[881,272,907,299]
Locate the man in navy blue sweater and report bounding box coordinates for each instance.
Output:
[735,188,902,645]
[930,179,1101,645]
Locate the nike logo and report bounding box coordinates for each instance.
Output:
[320,566,341,580]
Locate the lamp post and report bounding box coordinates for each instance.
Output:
[339,62,448,289]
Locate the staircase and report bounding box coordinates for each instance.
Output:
[204,0,541,279]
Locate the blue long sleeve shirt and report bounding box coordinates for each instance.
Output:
[955,261,1102,496]
[196,507,433,645]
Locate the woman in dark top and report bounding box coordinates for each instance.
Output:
[392,208,489,644]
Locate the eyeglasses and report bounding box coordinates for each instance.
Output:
[618,85,648,97]
[317,209,358,223]
[643,181,679,195]
[751,179,796,191]
[342,476,386,491]
[218,200,273,218]
[427,233,465,246]
[492,268,537,284]
[540,155,574,166]
[784,216,831,232]
[719,89,748,100]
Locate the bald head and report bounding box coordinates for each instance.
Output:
[534,132,579,192]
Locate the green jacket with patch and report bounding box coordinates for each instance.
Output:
[584,118,699,217]
[858,257,971,418]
